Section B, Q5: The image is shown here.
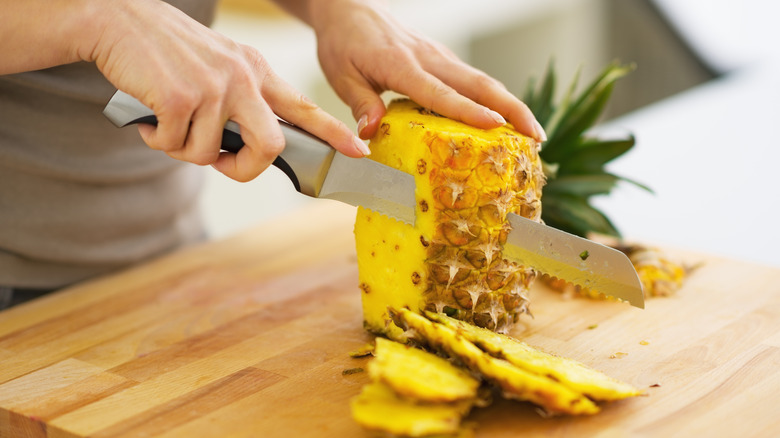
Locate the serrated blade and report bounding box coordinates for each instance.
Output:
[504,213,644,308]
[319,153,416,225]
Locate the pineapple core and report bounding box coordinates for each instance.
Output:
[355,99,545,338]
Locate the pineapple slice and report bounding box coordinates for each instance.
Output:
[351,382,473,437]
[355,99,545,338]
[426,312,642,401]
[370,337,480,403]
[391,307,599,415]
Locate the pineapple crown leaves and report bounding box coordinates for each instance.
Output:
[523,60,652,238]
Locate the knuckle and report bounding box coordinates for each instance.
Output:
[158,89,199,120]
[294,93,318,112]
[188,150,219,166]
[263,133,286,158]
[473,71,499,90]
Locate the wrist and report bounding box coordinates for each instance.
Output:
[69,0,117,63]
[307,0,389,35]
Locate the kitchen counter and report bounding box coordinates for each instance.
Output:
[2,202,780,437]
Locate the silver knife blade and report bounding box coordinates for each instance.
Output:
[504,213,644,308]
[320,153,416,225]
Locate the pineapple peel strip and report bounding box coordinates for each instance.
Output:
[369,337,481,403]
[425,311,643,401]
[390,307,601,415]
[351,382,472,437]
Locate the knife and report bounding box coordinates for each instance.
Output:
[103,90,644,308]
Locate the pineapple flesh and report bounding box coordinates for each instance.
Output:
[355,99,546,338]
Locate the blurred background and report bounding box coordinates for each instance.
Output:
[203,0,780,266]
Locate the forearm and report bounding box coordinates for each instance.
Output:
[269,0,389,31]
[0,0,107,75]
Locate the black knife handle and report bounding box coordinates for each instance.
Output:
[102,90,340,196]
[115,113,299,192]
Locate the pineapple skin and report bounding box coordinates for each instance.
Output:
[355,99,545,339]
[350,381,473,437]
[427,312,643,401]
[391,308,600,415]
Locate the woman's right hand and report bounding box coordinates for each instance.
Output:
[90,0,369,182]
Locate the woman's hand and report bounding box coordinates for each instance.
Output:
[88,0,369,181]
[302,0,547,142]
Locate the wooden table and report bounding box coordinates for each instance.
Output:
[2,202,779,438]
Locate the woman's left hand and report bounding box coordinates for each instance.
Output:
[303,0,547,142]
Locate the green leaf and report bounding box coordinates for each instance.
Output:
[541,195,621,238]
[616,175,654,194]
[542,174,620,197]
[544,65,581,143]
[556,135,635,174]
[542,62,635,164]
[524,60,557,128]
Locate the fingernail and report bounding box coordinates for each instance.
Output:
[357,114,369,137]
[487,109,506,126]
[354,136,371,156]
[533,119,548,142]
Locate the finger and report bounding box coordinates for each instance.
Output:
[165,103,224,165]
[331,73,387,140]
[137,94,196,152]
[262,73,370,157]
[425,61,546,141]
[212,98,284,182]
[391,66,507,131]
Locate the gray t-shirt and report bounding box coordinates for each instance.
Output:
[0,1,219,288]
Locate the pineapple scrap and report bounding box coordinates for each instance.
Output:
[544,243,693,299]
[391,308,600,415]
[619,244,692,297]
[427,312,642,401]
[351,310,643,436]
[351,338,480,436]
[369,338,480,403]
[348,343,375,358]
[351,382,473,437]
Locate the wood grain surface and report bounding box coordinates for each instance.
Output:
[1,202,779,438]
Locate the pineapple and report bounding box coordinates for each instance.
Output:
[355,99,545,338]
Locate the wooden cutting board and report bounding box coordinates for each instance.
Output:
[1,202,779,438]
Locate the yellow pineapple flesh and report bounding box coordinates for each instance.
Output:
[355,99,545,339]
